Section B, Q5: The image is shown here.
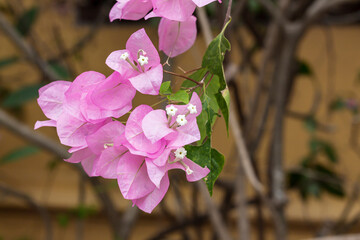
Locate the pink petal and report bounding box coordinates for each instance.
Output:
[37,81,71,120]
[142,109,175,143]
[152,148,172,166]
[34,120,56,129]
[145,159,167,188]
[65,148,99,177]
[158,16,197,57]
[86,121,125,155]
[57,112,111,148]
[125,105,164,154]
[129,64,163,95]
[181,157,210,182]
[109,0,152,21]
[168,119,200,147]
[126,28,160,70]
[64,71,105,121]
[90,71,136,111]
[106,50,138,78]
[191,0,218,7]
[152,0,196,21]
[117,153,155,199]
[95,146,128,179]
[132,173,170,213]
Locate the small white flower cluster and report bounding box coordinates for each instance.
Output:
[138,55,149,66]
[120,52,129,60]
[166,105,178,116]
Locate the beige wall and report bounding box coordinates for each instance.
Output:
[0,0,360,239]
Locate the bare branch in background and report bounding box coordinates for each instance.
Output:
[0,183,53,240]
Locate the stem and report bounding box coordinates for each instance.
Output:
[164,70,202,86]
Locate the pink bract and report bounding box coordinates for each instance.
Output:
[158,16,197,57]
[106,28,163,95]
[109,0,152,22]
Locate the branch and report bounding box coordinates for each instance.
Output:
[0,109,123,238]
[255,0,286,25]
[196,7,213,45]
[0,183,53,240]
[305,0,358,25]
[197,181,233,240]
[0,13,59,81]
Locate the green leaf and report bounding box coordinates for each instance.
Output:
[304,116,317,132]
[2,83,42,108]
[56,213,70,228]
[16,6,39,36]
[297,60,313,76]
[329,98,345,111]
[202,19,231,91]
[215,87,230,134]
[185,140,225,195]
[309,138,338,163]
[48,61,70,80]
[168,90,189,104]
[159,81,172,95]
[314,164,345,197]
[73,205,97,219]
[0,56,19,70]
[0,146,39,165]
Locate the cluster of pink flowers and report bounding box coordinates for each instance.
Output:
[35,29,209,213]
[110,0,221,57]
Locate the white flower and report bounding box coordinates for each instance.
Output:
[187,104,197,114]
[138,55,149,66]
[166,105,178,116]
[174,147,187,159]
[176,115,187,126]
[120,52,129,60]
[185,166,193,175]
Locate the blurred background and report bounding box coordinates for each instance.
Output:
[0,0,360,239]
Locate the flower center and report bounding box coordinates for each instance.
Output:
[104,143,114,149]
[176,115,187,126]
[138,55,149,66]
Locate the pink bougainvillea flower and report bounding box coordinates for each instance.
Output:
[132,150,209,213]
[109,0,153,21]
[132,172,169,213]
[124,105,166,157]
[141,92,202,151]
[86,121,128,179]
[35,81,71,129]
[82,72,136,123]
[192,0,220,7]
[106,28,163,95]
[63,71,105,121]
[56,112,111,148]
[117,152,156,199]
[158,16,197,57]
[63,71,134,123]
[148,0,196,22]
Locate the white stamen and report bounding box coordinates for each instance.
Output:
[185,166,193,175]
[120,52,129,60]
[104,143,114,149]
[138,55,149,66]
[174,147,187,159]
[187,104,197,114]
[166,105,178,116]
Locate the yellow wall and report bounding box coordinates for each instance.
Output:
[0,0,360,239]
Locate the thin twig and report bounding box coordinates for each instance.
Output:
[0,183,53,240]
[196,181,233,240]
[164,69,202,86]
[0,13,59,81]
